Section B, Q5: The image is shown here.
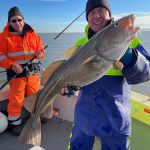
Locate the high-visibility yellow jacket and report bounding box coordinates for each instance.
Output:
[74,25,150,136]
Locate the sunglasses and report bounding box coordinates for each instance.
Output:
[11,19,23,23]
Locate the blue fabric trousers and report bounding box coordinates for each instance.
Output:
[68,125,130,150]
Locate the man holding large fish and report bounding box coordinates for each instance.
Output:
[63,0,150,150]
[19,0,150,149]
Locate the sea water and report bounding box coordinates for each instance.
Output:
[0,31,150,96]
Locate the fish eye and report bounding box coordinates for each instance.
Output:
[114,22,119,27]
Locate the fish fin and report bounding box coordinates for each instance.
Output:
[64,46,80,58]
[41,60,65,86]
[41,98,55,119]
[24,92,39,113]
[82,55,100,65]
[18,116,41,146]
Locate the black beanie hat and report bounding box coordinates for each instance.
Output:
[8,6,23,21]
[86,0,111,20]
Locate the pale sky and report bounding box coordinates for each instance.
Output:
[0,0,150,33]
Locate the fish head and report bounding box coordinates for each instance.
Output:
[95,14,140,61]
[112,14,140,41]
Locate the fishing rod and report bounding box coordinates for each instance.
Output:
[44,10,85,46]
[0,10,85,91]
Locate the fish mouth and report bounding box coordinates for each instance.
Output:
[118,14,140,41]
[128,14,140,40]
[128,26,140,41]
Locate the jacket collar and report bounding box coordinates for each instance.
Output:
[3,23,33,37]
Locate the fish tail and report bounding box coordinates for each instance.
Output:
[18,116,41,146]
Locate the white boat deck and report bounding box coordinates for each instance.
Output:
[0,84,150,150]
[0,116,73,150]
[0,90,76,150]
[0,89,101,150]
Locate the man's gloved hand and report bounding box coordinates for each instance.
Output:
[61,86,79,97]
[120,47,136,67]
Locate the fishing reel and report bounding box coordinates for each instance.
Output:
[26,60,43,76]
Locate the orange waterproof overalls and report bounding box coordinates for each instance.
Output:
[0,24,45,119]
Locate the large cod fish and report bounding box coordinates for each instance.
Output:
[19,14,140,146]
